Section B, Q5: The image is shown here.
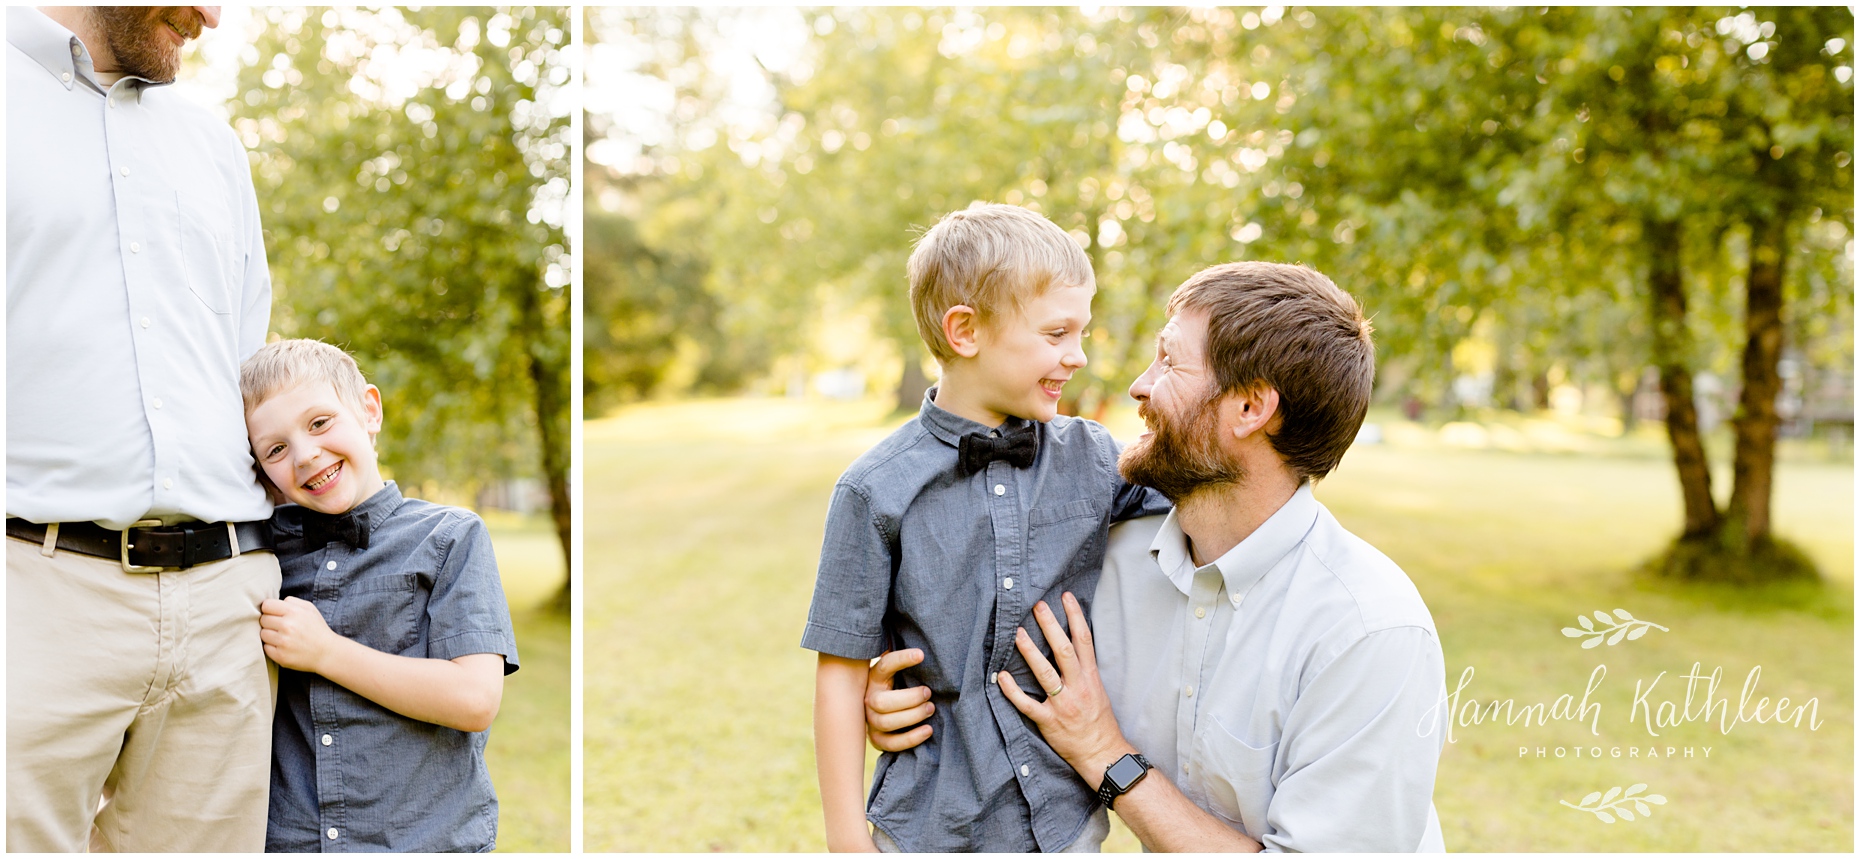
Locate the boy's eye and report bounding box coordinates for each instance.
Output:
[310,417,330,431]
[266,444,285,460]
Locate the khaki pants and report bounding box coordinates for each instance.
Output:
[6,536,281,852]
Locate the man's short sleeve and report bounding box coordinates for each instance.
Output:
[1258,626,1444,852]
[425,513,521,674]
[800,482,894,660]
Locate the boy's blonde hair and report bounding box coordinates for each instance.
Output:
[240,338,372,417]
[907,203,1094,363]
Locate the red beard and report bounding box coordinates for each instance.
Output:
[93,7,202,83]
[1118,392,1246,503]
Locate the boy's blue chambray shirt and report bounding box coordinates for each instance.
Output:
[802,388,1171,852]
[266,482,520,853]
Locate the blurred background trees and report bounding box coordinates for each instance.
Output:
[234,6,573,586]
[588,7,1852,583]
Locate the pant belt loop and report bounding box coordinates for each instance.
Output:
[227,521,241,559]
[39,523,58,558]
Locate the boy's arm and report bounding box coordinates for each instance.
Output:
[816,654,879,853]
[260,596,505,732]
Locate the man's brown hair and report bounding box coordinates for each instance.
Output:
[1166,261,1374,482]
[907,203,1094,363]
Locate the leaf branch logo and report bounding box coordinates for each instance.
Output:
[1560,784,1666,822]
[1562,609,1668,648]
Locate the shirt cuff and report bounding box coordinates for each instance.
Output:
[800,622,885,660]
[430,630,519,673]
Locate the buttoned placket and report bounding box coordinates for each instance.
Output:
[99,76,182,504]
[1174,566,1224,793]
[308,542,354,849]
[980,453,1057,847]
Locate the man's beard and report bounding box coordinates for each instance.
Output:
[92,7,201,83]
[1118,391,1246,503]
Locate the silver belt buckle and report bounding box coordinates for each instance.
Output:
[121,519,168,573]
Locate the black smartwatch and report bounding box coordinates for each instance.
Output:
[1097,753,1152,809]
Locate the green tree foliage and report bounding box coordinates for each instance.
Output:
[589,7,1851,580]
[234,7,573,581]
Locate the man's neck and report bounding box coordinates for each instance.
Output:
[1174,466,1302,568]
[38,7,118,71]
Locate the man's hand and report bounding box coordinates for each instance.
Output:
[863,649,934,752]
[259,596,338,674]
[995,592,1138,784]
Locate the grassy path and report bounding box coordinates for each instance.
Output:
[483,514,570,852]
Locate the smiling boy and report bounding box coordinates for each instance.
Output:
[803,203,1170,852]
[240,339,519,852]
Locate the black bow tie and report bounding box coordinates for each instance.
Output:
[958,423,1039,475]
[303,510,371,550]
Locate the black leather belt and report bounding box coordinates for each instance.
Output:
[6,517,274,572]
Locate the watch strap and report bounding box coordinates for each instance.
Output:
[1097,753,1152,809]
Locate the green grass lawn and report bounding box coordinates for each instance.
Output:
[482,512,570,852]
[583,397,1852,852]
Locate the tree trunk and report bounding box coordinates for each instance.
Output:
[896,344,931,414]
[1725,211,1789,544]
[515,271,573,602]
[1643,218,1720,537]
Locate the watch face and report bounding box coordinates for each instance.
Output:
[1107,755,1148,790]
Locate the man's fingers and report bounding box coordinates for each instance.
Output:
[1061,592,1097,672]
[867,648,924,686]
[868,698,934,734]
[996,670,1047,723]
[1030,600,1080,679]
[868,723,932,753]
[1013,628,1065,697]
[868,684,932,717]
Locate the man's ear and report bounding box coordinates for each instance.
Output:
[360,385,384,443]
[941,305,983,359]
[1220,384,1281,443]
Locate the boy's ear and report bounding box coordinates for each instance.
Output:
[360,385,384,442]
[941,305,983,359]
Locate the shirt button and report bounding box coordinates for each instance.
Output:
[140,317,151,329]
[61,72,71,82]
[1182,762,1191,774]
[1002,577,1014,590]
[120,166,130,177]
[993,484,1005,496]
[129,241,140,252]
[71,44,81,56]
[1184,685,1195,697]
[1195,607,1206,619]
[326,560,338,570]
[1020,764,1030,777]
[327,828,339,840]
[152,398,163,409]
[1231,594,1243,607]
[162,479,173,490]
[321,734,333,746]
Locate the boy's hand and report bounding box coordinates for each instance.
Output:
[259,596,339,674]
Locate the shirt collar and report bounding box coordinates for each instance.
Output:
[343,480,405,539]
[1147,483,1322,599]
[6,7,170,96]
[916,385,1036,448]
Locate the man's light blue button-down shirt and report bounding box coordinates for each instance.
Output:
[6,7,273,530]
[1095,485,1449,851]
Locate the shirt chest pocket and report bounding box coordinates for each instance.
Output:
[167,191,238,315]
[1191,716,1279,840]
[337,572,427,655]
[1026,499,1105,588]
